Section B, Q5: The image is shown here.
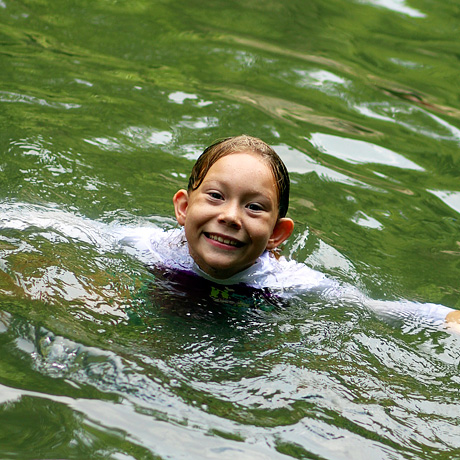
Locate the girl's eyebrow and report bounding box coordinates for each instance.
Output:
[204,178,262,191]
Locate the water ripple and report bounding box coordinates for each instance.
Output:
[0,90,80,109]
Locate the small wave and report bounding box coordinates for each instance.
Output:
[0,90,80,109]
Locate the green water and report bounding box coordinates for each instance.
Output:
[1,0,460,458]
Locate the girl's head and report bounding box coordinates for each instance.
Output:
[187,135,290,218]
[173,135,294,279]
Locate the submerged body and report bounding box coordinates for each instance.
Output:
[117,225,455,326]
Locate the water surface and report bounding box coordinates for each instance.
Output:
[1,0,460,459]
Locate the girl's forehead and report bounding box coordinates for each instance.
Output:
[211,151,271,172]
[203,153,278,192]
[206,153,274,183]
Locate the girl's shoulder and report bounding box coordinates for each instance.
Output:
[116,226,193,270]
[240,251,340,293]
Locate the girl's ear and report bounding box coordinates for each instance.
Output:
[266,218,294,250]
[173,189,189,226]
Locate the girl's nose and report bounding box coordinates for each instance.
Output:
[218,201,242,228]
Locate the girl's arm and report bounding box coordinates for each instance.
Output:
[275,256,459,332]
[362,296,459,332]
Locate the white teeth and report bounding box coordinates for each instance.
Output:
[208,234,238,246]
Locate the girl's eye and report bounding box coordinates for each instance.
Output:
[247,203,264,212]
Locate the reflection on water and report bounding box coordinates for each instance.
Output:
[1,0,460,459]
[275,143,366,185]
[310,132,424,170]
[221,87,378,136]
[361,0,425,18]
[356,102,460,142]
[429,190,460,215]
[351,211,383,230]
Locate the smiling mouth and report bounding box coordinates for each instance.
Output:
[204,232,244,248]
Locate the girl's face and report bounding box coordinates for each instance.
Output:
[173,152,294,279]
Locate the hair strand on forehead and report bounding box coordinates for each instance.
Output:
[188,135,290,218]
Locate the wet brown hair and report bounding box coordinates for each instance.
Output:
[188,135,290,218]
